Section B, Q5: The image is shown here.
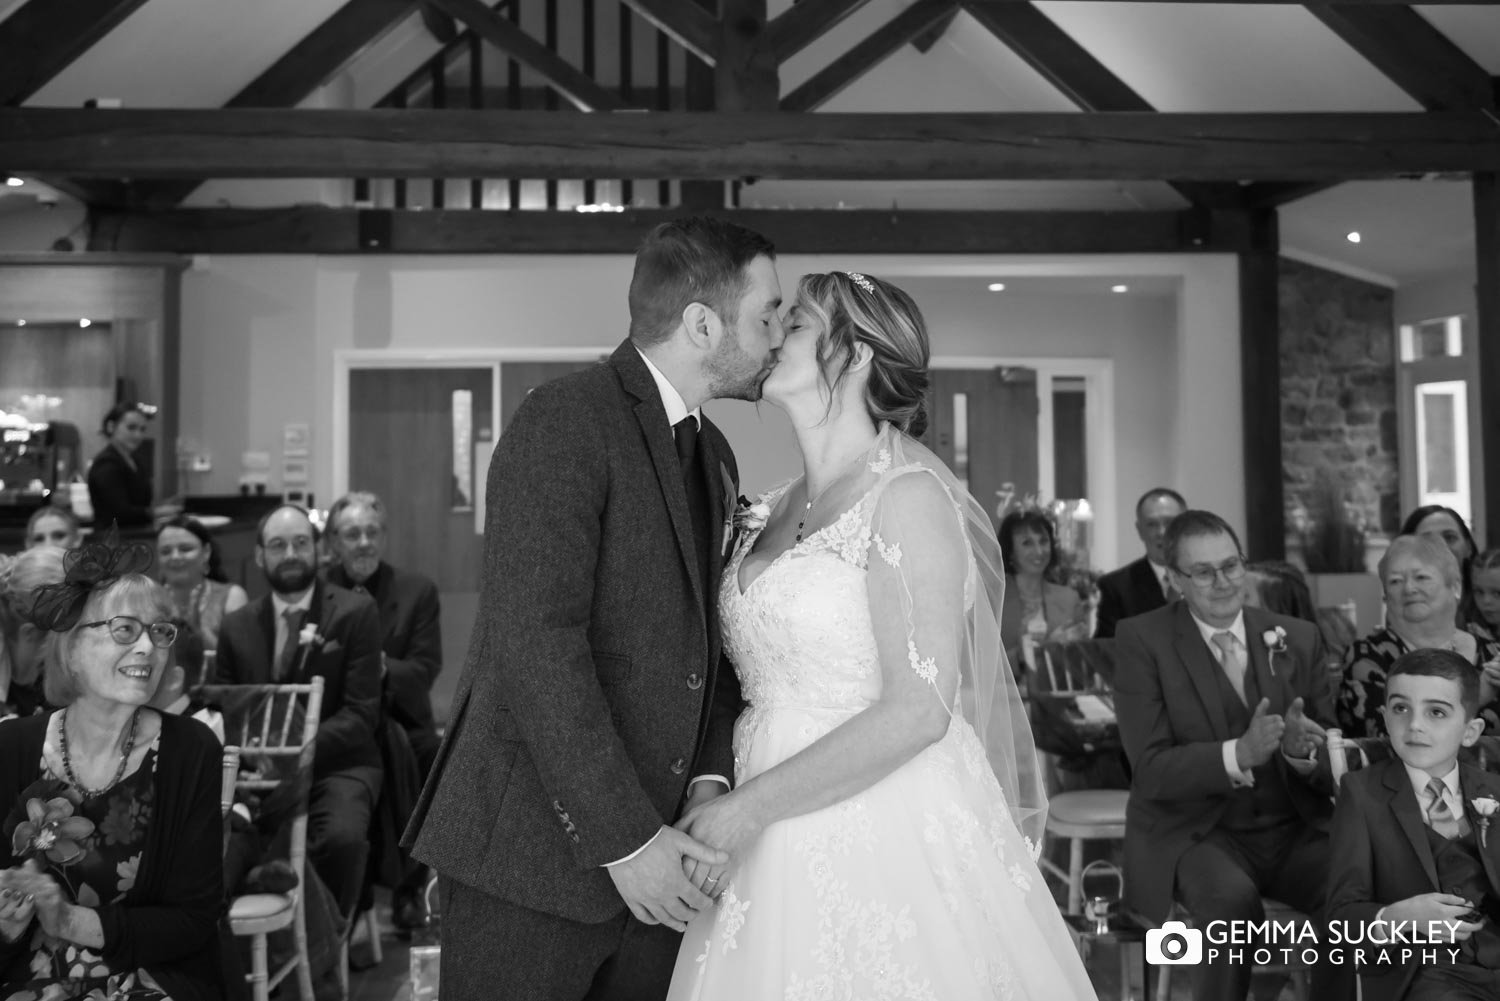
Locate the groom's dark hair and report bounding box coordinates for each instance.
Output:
[628,217,775,346]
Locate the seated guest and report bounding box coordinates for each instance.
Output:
[322,492,442,776]
[1467,548,1500,643]
[322,491,441,931]
[1095,487,1187,638]
[1326,648,1500,1001]
[1402,505,1478,627]
[998,507,1087,672]
[1114,510,1347,1001]
[0,537,223,1001]
[1336,536,1500,738]
[148,622,223,743]
[0,546,68,719]
[212,504,383,921]
[25,507,82,551]
[156,515,247,652]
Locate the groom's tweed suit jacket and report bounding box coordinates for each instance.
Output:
[407,340,743,923]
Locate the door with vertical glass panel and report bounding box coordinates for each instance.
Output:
[348,367,494,592]
[923,367,1039,530]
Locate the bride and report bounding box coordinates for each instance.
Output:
[664,271,1098,1000]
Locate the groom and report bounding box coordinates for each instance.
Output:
[406,217,785,999]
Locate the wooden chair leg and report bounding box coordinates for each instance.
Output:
[293,893,317,1001]
[249,932,270,1001]
[1067,837,1085,914]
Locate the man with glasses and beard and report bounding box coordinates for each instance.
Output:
[1114,510,1350,1001]
[213,504,384,920]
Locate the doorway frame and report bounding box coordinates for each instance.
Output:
[331,347,612,503]
[932,355,1117,571]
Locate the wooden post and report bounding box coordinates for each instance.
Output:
[1238,207,1285,559]
[1475,172,1500,544]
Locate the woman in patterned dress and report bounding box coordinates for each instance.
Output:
[155,517,246,654]
[0,537,224,1001]
[1336,534,1500,737]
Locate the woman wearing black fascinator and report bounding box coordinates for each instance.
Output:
[0,532,225,1001]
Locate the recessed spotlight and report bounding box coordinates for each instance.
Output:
[78,318,91,328]
[15,319,25,327]
[4,177,23,188]
[987,282,1006,292]
[1111,284,1128,293]
[1347,231,1361,244]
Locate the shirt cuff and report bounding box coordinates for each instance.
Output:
[1222,740,1255,787]
[687,775,730,794]
[602,828,661,868]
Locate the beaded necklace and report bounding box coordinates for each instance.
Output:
[58,706,141,798]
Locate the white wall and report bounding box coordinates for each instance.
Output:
[1394,271,1477,329]
[176,252,1242,571]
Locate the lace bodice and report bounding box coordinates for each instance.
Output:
[721,486,883,713]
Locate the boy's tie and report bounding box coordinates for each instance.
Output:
[1426,778,1468,839]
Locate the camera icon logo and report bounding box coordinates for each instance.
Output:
[1146,921,1203,965]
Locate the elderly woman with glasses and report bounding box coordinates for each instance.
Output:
[1335,534,1500,738]
[0,536,224,1001]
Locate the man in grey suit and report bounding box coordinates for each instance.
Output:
[406,217,785,1000]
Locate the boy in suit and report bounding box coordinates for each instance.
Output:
[1327,648,1500,1001]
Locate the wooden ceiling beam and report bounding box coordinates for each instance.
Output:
[1306,4,1494,111]
[765,0,873,64]
[7,109,1497,180]
[425,0,627,111]
[781,0,959,112]
[619,0,720,66]
[127,0,420,208]
[1241,180,1339,209]
[961,0,1239,209]
[85,205,1258,255]
[0,0,151,106]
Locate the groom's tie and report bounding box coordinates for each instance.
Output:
[674,416,711,601]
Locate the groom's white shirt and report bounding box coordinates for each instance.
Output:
[601,349,730,868]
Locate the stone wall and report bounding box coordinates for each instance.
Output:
[1279,258,1399,547]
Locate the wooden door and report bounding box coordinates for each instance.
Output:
[923,367,1039,529]
[349,368,494,592]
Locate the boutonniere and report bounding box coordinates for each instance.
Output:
[1472,796,1499,847]
[734,498,771,534]
[1261,626,1288,675]
[298,623,325,649]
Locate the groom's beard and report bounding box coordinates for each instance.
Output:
[709,345,777,403]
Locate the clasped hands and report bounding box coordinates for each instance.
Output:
[1235,696,1326,771]
[606,784,761,933]
[0,860,69,943]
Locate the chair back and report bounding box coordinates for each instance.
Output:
[1326,728,1394,791]
[1030,638,1117,698]
[221,745,241,855]
[199,679,325,890]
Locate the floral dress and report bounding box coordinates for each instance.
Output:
[3,736,165,1001]
[1336,627,1500,737]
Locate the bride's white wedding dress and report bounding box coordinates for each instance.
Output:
[666,433,1099,1001]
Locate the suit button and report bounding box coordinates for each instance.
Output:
[687,673,703,690]
[670,758,686,775]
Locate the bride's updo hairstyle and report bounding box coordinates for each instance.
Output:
[798,271,930,437]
